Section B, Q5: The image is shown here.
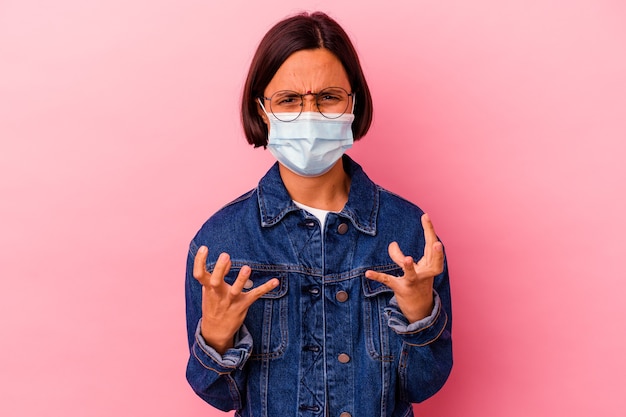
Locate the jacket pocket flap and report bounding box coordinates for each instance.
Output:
[362,265,402,297]
[245,271,288,299]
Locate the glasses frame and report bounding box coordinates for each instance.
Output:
[261,86,354,122]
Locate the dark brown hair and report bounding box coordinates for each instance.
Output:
[241,12,373,148]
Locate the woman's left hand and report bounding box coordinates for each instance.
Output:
[365,213,445,323]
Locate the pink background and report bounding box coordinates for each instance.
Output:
[1,0,625,416]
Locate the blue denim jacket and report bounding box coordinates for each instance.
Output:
[185,156,452,417]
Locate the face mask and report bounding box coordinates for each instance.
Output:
[259,100,354,177]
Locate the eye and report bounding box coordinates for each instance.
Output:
[317,88,348,105]
[278,97,297,105]
[272,92,301,106]
[318,93,341,102]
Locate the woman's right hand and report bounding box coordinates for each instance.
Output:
[193,246,279,355]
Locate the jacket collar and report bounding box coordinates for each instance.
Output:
[257,155,378,236]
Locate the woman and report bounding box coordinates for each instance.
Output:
[185,11,452,417]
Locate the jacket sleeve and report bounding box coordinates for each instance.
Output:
[385,253,453,403]
[184,241,251,412]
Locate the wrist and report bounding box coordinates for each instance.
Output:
[398,294,434,323]
[200,320,235,355]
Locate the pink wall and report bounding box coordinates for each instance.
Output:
[1,1,625,416]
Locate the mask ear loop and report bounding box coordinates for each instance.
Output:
[258,98,270,116]
[350,94,356,114]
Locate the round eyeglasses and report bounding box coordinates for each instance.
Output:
[261,87,354,122]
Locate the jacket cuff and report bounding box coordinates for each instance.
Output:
[191,320,253,373]
[385,291,448,346]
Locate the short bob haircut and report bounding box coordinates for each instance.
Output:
[241,12,373,148]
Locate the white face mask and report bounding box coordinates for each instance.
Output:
[259,100,355,177]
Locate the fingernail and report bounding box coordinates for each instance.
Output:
[199,246,207,253]
[218,252,228,262]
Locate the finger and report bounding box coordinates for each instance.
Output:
[387,242,416,276]
[422,213,446,271]
[193,246,209,283]
[246,278,280,302]
[209,252,231,288]
[421,213,438,259]
[432,241,445,268]
[230,265,251,294]
[364,270,396,289]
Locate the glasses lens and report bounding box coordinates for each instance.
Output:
[316,87,350,119]
[269,91,302,122]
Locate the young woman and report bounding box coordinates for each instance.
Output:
[185,12,452,417]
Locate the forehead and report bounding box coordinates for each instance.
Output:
[264,48,350,93]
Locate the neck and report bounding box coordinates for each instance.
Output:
[279,160,350,212]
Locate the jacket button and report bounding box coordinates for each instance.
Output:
[338,353,350,363]
[340,413,352,417]
[337,223,349,234]
[335,290,348,302]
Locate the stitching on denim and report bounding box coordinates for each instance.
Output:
[257,186,299,227]
[249,295,288,360]
[361,264,401,296]
[402,312,449,347]
[229,189,255,205]
[364,293,396,362]
[393,299,443,336]
[208,261,322,277]
[192,344,234,375]
[219,189,256,213]
[204,263,401,284]
[224,374,243,410]
[340,206,376,235]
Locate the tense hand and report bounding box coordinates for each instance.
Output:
[365,213,444,323]
[193,246,279,354]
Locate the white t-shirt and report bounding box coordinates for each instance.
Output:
[293,200,337,230]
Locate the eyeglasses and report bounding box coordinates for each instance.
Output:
[261,87,354,122]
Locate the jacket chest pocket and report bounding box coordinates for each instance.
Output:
[236,270,289,360]
[362,268,402,361]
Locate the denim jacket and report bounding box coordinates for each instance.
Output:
[185,156,452,417]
